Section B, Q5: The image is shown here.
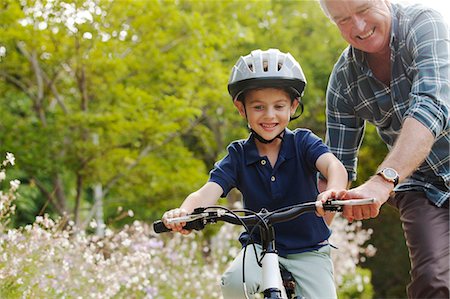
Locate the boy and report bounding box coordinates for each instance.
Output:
[162,49,347,298]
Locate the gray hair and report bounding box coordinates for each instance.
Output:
[317,0,391,23]
[316,0,334,23]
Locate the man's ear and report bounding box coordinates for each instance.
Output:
[234,100,246,118]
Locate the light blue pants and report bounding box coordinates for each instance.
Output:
[221,244,336,299]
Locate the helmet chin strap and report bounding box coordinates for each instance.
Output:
[242,105,285,144]
[249,128,284,144]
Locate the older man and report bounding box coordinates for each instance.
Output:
[318,0,449,298]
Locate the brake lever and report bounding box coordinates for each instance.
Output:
[322,201,344,212]
[166,208,225,224]
[165,213,209,225]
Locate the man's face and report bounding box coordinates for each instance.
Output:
[324,0,392,54]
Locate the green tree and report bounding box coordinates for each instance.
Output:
[1,0,227,226]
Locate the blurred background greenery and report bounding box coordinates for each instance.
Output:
[1,0,409,297]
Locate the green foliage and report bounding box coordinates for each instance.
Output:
[338,267,374,299]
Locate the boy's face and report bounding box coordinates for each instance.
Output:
[234,88,299,143]
[324,0,391,54]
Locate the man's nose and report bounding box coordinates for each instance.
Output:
[353,15,366,31]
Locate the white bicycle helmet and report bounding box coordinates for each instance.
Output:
[227,48,307,101]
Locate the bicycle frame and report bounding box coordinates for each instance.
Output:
[153,198,376,299]
[260,227,288,299]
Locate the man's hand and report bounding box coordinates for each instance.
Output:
[336,175,393,222]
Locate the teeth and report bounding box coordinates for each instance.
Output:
[261,124,276,128]
[359,28,374,39]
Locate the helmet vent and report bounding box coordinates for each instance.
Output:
[246,61,282,72]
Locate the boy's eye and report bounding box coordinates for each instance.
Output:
[275,105,286,109]
[253,105,264,110]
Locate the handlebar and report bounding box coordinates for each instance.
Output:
[152,198,376,234]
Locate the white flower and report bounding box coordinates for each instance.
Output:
[10,179,20,191]
[122,239,132,247]
[4,152,15,166]
[0,171,5,182]
[105,228,114,237]
[89,220,97,228]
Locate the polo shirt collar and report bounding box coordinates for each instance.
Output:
[243,128,295,166]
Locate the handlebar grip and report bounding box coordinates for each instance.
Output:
[153,220,171,233]
[152,219,207,234]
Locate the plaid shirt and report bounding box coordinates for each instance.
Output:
[325,3,449,207]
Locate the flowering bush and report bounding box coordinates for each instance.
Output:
[330,217,375,298]
[0,153,374,298]
[0,152,19,226]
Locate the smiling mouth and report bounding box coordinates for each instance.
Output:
[358,28,375,40]
[261,123,277,129]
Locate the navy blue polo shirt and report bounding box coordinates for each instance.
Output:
[209,128,331,256]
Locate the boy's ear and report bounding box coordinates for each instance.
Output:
[234,100,246,118]
[290,99,300,116]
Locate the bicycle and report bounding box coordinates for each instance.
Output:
[153,198,376,299]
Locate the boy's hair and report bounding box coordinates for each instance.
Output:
[228,49,307,102]
[236,86,300,103]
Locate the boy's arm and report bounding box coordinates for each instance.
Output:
[315,152,348,225]
[180,182,224,213]
[162,182,223,234]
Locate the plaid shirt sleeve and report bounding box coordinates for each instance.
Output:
[402,8,450,138]
[325,60,366,181]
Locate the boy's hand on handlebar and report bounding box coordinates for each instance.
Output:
[316,189,341,217]
[162,208,192,235]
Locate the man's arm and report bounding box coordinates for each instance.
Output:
[340,117,435,221]
[378,118,435,185]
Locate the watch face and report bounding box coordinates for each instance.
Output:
[384,168,397,179]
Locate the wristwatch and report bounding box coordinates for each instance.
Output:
[376,167,399,187]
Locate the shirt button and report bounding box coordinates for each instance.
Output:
[261,160,266,165]
[271,176,276,182]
